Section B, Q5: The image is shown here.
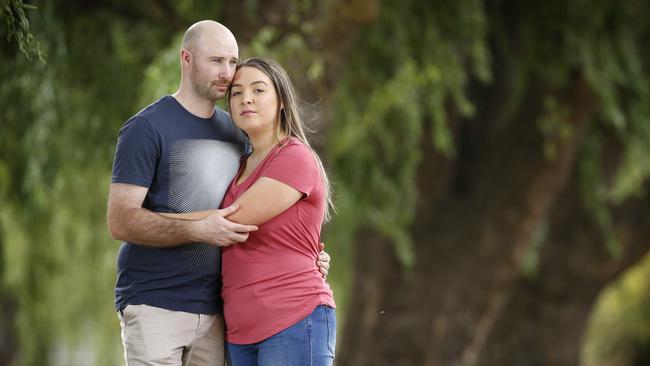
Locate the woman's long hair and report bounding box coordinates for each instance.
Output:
[227,57,335,222]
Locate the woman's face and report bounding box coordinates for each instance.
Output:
[229,66,280,136]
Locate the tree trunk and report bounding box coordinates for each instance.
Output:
[480,177,650,365]
[0,289,18,364]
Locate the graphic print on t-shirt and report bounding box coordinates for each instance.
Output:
[168,139,241,272]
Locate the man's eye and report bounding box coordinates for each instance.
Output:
[230,60,238,65]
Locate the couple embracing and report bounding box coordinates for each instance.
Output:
[108,20,336,366]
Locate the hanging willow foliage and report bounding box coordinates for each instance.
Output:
[326,0,650,267]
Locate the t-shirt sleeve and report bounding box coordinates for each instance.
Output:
[111,116,160,187]
[262,142,319,197]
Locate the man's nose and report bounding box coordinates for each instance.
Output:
[222,65,236,81]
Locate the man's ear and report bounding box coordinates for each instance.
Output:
[180,49,192,66]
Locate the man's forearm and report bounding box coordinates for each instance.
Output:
[111,207,199,246]
[158,210,214,221]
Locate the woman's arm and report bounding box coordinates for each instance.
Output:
[232,176,331,276]
[157,176,301,226]
[226,177,303,226]
[158,177,303,225]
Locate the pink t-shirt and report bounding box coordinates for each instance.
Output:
[221,137,336,344]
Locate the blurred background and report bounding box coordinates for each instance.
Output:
[1,0,650,365]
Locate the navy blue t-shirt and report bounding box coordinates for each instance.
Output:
[111,95,248,314]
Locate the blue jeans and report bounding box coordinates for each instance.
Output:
[227,305,336,366]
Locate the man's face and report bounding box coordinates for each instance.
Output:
[189,36,239,102]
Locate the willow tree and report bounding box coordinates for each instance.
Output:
[324,0,650,365]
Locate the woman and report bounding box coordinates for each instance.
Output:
[165,58,336,365]
[221,58,336,366]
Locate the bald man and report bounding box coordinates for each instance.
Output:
[107,21,329,365]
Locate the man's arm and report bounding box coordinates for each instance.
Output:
[107,183,257,247]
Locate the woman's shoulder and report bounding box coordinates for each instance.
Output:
[263,137,321,191]
[277,137,316,161]
[280,137,311,152]
[269,137,317,170]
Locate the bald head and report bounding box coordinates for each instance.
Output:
[181,20,237,53]
[178,20,239,102]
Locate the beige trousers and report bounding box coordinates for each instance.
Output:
[118,304,225,366]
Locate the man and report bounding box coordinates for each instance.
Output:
[107,20,330,366]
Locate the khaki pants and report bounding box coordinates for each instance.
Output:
[118,304,225,366]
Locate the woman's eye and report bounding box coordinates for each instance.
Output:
[231,91,241,96]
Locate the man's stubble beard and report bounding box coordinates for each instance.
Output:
[193,81,221,103]
[191,70,225,103]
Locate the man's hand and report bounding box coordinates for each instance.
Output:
[194,204,258,247]
[317,242,331,278]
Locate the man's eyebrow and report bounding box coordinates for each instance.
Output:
[208,56,239,61]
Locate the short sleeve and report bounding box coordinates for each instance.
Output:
[262,141,319,197]
[111,116,160,187]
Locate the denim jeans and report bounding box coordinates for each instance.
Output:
[227,305,336,366]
